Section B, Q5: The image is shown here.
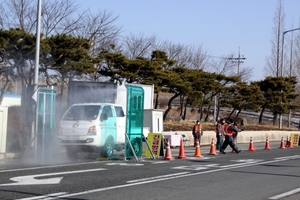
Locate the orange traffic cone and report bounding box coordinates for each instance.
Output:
[164,139,174,160]
[193,139,203,158]
[209,138,217,155]
[285,136,290,148]
[248,137,255,152]
[264,137,271,150]
[177,139,187,159]
[279,137,285,149]
[288,137,294,148]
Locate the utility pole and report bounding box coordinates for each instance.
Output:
[228,47,246,77]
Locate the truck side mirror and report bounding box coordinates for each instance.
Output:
[100,113,108,121]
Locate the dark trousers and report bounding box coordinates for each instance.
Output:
[216,134,223,150]
[193,134,201,147]
[220,135,239,153]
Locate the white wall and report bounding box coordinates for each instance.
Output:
[1,97,21,107]
[0,106,8,153]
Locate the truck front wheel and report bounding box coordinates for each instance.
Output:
[101,138,114,158]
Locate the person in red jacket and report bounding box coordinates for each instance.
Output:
[220,120,241,154]
[192,120,203,147]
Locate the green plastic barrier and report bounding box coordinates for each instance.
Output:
[125,85,144,158]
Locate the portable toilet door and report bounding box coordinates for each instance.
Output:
[36,87,56,158]
[125,85,144,159]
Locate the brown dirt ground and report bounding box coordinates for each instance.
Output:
[163,120,298,132]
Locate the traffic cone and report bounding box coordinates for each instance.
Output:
[164,139,174,160]
[264,137,271,150]
[288,137,294,148]
[193,139,203,158]
[285,136,290,148]
[279,137,285,149]
[248,137,255,152]
[177,139,187,159]
[209,138,217,155]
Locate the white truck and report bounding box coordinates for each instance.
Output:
[57,81,154,158]
[57,103,126,158]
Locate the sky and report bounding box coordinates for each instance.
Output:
[75,0,300,81]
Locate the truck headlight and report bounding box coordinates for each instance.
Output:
[58,126,62,136]
[87,126,96,135]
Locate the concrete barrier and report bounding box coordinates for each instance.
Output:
[165,131,299,146]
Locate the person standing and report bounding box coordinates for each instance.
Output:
[220,120,241,154]
[192,120,203,147]
[215,119,225,150]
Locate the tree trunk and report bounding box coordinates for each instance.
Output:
[216,105,220,121]
[204,104,212,121]
[273,114,278,126]
[183,100,188,120]
[154,93,159,109]
[179,95,184,117]
[228,108,236,119]
[259,106,265,123]
[163,93,180,120]
[236,110,241,117]
[199,105,203,121]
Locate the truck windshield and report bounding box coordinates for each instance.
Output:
[62,105,101,121]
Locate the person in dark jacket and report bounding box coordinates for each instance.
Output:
[220,120,242,154]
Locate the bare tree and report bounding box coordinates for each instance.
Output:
[69,9,122,55]
[160,41,189,65]
[264,0,285,77]
[121,33,157,59]
[188,45,209,70]
[2,0,36,32]
[2,0,82,35]
[239,66,254,82]
[209,55,236,76]
[41,0,81,37]
[0,3,6,29]
[295,29,300,77]
[160,41,208,70]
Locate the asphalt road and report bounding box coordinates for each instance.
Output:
[0,142,300,200]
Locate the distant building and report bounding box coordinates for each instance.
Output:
[0,91,21,107]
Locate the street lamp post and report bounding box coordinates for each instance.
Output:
[279,27,300,129]
[33,0,42,160]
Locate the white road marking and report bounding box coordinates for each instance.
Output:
[187,157,211,160]
[16,192,67,200]
[274,155,300,160]
[220,162,262,168]
[127,172,190,183]
[171,166,209,170]
[151,161,171,164]
[171,164,219,171]
[0,161,101,173]
[231,159,263,163]
[0,168,106,186]
[52,155,300,199]
[106,163,144,166]
[269,187,300,199]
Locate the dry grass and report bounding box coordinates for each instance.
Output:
[161,106,299,132]
[163,120,297,132]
